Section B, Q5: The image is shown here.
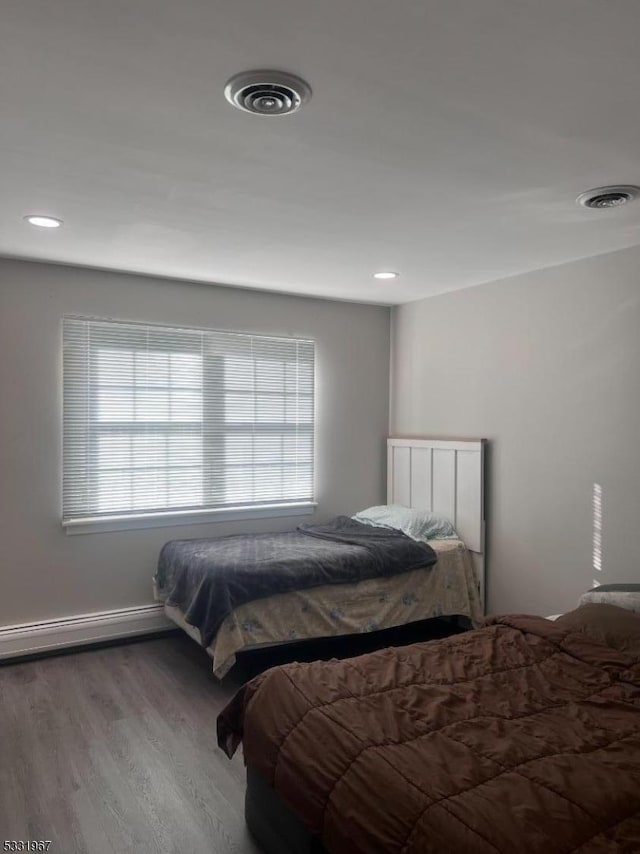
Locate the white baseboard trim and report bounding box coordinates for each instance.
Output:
[0,604,174,660]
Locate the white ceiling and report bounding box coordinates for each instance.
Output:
[2,0,640,305]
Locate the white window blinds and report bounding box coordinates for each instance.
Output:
[63,317,315,523]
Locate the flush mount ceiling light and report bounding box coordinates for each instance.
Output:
[24,215,63,228]
[576,185,640,210]
[373,271,399,280]
[224,70,311,116]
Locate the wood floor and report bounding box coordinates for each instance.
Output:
[0,619,459,853]
[0,635,260,854]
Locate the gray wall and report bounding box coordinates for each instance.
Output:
[391,244,640,616]
[0,259,390,626]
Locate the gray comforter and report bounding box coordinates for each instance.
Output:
[154,517,436,648]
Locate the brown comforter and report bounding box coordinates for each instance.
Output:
[218,615,640,853]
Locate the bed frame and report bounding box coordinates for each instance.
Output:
[387,437,486,612]
[164,436,487,671]
[245,765,325,854]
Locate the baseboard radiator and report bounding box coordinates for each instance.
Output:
[0,604,174,660]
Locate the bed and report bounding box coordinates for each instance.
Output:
[154,438,486,678]
[218,606,640,853]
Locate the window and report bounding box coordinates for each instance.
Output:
[63,317,315,529]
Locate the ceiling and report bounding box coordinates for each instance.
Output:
[2,0,640,305]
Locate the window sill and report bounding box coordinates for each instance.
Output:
[63,502,317,535]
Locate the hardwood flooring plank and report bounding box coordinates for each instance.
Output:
[0,616,455,852]
[0,636,259,854]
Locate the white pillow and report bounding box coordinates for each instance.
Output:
[353,504,458,541]
[579,585,640,614]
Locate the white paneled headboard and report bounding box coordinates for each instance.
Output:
[387,437,487,612]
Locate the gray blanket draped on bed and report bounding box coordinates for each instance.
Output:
[154,517,437,648]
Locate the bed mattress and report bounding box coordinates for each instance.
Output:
[155,517,437,650]
[164,539,480,678]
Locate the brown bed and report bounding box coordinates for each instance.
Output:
[218,609,640,853]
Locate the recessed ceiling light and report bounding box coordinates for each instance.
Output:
[373,271,399,280]
[24,215,63,228]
